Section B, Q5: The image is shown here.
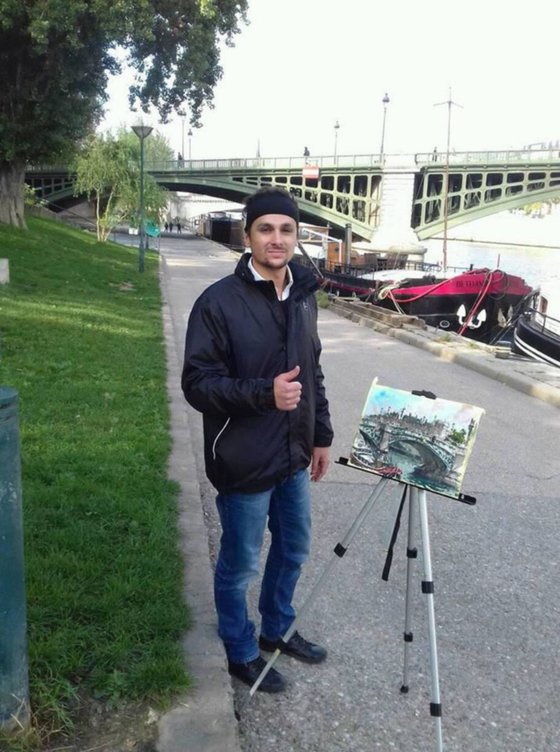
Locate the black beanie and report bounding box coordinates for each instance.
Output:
[245,193,299,231]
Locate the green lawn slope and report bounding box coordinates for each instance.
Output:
[0,217,189,748]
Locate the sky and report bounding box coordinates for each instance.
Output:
[99,0,560,161]
[365,386,483,430]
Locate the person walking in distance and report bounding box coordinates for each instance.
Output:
[182,186,333,693]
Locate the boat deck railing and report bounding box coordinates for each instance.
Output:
[293,256,460,290]
[525,306,560,338]
[294,254,474,278]
[319,258,447,278]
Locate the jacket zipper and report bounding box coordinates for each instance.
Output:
[212,417,231,460]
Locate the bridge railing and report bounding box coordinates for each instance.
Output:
[147,154,385,172]
[26,148,560,176]
[25,166,77,174]
[415,148,560,165]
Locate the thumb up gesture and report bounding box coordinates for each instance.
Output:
[273,365,302,411]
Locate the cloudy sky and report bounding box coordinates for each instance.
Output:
[100,0,560,161]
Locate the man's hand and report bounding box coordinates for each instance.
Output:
[274,365,302,411]
[310,446,330,482]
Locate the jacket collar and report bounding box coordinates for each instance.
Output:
[235,252,319,297]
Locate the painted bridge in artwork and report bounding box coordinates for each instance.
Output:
[359,420,458,472]
[26,146,560,242]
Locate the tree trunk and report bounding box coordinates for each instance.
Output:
[0,161,27,228]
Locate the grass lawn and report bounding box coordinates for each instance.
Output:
[0,217,190,749]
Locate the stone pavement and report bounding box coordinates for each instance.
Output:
[154,233,560,752]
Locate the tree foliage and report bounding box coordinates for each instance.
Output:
[449,428,467,445]
[74,131,170,241]
[0,0,248,226]
[116,127,176,166]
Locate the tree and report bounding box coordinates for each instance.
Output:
[74,131,170,241]
[0,0,248,227]
[116,127,175,167]
[449,427,467,445]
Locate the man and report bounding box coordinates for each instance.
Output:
[182,186,333,693]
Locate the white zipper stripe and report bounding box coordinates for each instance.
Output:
[212,417,231,460]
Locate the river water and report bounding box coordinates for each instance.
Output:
[425,238,560,289]
[423,212,560,289]
[115,209,560,290]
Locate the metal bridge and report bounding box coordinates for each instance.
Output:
[358,421,457,474]
[26,147,560,243]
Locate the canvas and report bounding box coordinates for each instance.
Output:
[348,382,484,499]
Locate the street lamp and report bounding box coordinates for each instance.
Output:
[188,128,193,161]
[379,92,390,161]
[334,120,340,162]
[434,87,462,272]
[131,124,153,273]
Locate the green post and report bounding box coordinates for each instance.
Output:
[0,387,30,733]
[138,137,146,273]
[131,124,153,273]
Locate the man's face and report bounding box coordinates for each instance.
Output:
[245,213,298,277]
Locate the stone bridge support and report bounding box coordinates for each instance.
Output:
[366,165,424,252]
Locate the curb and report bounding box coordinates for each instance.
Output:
[156,257,242,752]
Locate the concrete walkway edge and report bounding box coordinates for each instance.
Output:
[330,301,560,409]
[156,258,242,752]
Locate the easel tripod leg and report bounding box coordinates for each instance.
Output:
[247,477,391,698]
[417,488,444,752]
[401,485,418,694]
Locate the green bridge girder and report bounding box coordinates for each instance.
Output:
[412,152,560,239]
[26,169,76,205]
[151,156,383,239]
[26,155,383,239]
[25,149,560,241]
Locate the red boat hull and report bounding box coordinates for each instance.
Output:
[376,269,534,342]
[390,269,531,300]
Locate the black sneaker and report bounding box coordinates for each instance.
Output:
[228,655,287,693]
[259,631,327,664]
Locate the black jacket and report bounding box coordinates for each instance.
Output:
[182,253,333,493]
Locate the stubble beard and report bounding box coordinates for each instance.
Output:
[259,244,293,271]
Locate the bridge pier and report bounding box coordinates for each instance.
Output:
[367,164,426,253]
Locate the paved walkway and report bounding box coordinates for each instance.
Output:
[328,297,560,409]
[155,234,560,752]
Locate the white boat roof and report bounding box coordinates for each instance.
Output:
[352,241,427,256]
[363,268,455,283]
[536,282,560,316]
[295,242,325,259]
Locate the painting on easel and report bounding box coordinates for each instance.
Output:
[348,382,485,499]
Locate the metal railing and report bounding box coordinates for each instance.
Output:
[26,148,560,176]
[526,306,560,338]
[415,148,560,165]
[147,153,386,171]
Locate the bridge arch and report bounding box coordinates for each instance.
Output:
[151,166,382,238]
[389,438,450,475]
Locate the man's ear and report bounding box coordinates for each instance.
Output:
[244,232,251,249]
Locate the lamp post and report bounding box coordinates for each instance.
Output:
[131,124,153,273]
[380,92,390,162]
[181,116,185,160]
[434,87,462,272]
[188,128,193,161]
[333,120,340,162]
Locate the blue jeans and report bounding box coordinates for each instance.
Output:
[214,469,311,664]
